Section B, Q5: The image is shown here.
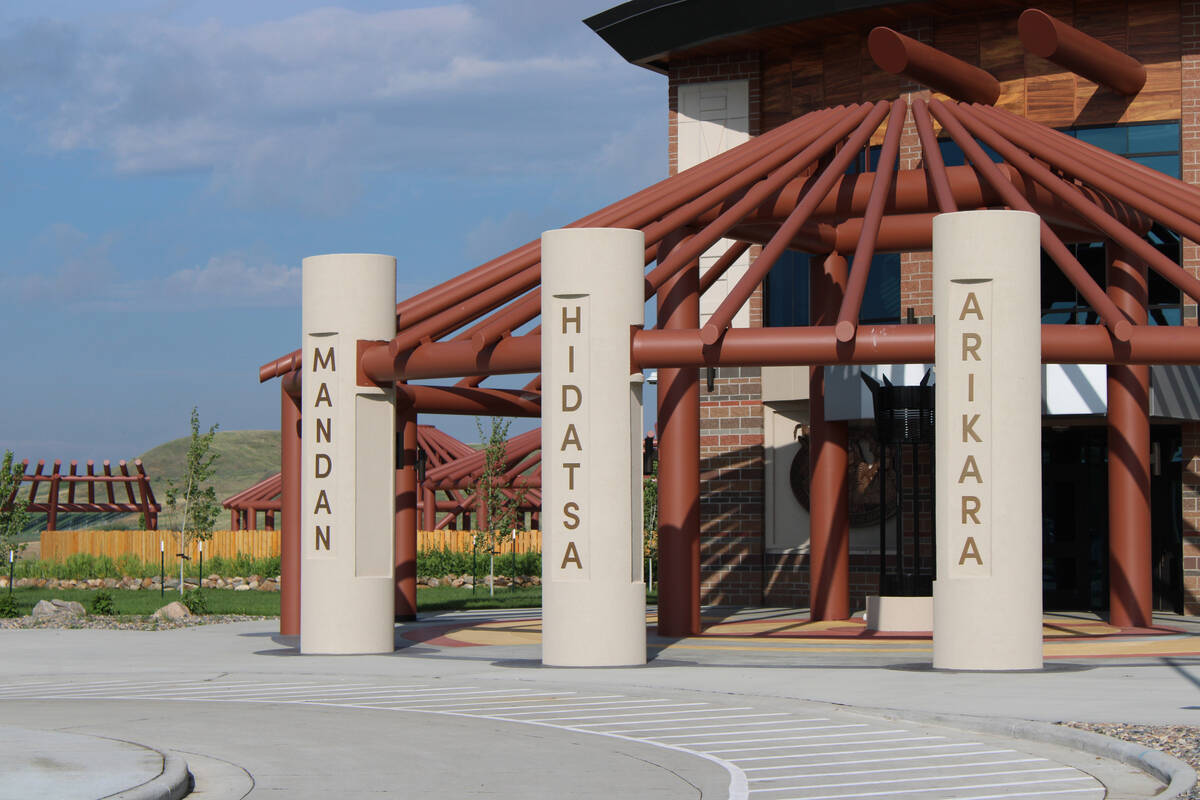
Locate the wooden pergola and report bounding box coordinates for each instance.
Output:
[2,459,160,531]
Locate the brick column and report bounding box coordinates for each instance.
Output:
[1182,3,1200,616]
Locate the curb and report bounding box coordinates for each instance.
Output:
[867,707,1197,799]
[103,752,192,800]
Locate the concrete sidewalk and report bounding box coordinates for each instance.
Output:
[0,607,1194,799]
[0,724,188,800]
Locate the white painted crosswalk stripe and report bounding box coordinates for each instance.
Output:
[0,678,1105,800]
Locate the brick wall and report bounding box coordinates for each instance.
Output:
[1183,2,1200,326]
[669,54,768,606]
[1182,422,1200,615]
[1183,3,1200,616]
[699,366,764,604]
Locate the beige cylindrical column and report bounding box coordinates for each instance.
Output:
[541,228,647,667]
[301,253,397,654]
[933,211,1042,670]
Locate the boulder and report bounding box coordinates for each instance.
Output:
[234,584,251,592]
[153,601,191,620]
[259,580,277,592]
[32,599,86,618]
[141,577,155,589]
[452,579,464,588]
[427,577,440,588]
[30,600,56,617]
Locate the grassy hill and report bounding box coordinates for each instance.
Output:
[19,430,280,536]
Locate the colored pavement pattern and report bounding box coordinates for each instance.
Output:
[402,609,1200,660]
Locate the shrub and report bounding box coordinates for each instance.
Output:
[115,553,144,578]
[90,590,116,615]
[181,588,209,615]
[416,547,540,580]
[0,593,18,618]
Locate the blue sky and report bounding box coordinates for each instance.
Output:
[0,0,665,458]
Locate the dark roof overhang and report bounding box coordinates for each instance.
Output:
[584,0,921,73]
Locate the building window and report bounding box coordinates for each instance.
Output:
[765,251,900,327]
[1042,122,1181,325]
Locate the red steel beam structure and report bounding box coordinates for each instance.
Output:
[656,232,702,637]
[1019,9,1146,96]
[280,377,302,635]
[1107,246,1152,628]
[868,27,1001,105]
[396,408,419,621]
[809,253,851,621]
[256,26,1200,629]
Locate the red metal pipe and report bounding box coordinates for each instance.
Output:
[988,105,1200,211]
[837,98,907,342]
[409,107,836,347]
[461,108,841,352]
[646,104,873,294]
[809,253,851,620]
[699,240,752,296]
[1019,9,1146,96]
[422,485,437,531]
[279,381,301,636]
[424,429,541,485]
[362,334,540,383]
[868,26,1001,105]
[912,99,957,213]
[928,99,1132,342]
[397,385,541,417]
[1106,245,1152,628]
[969,103,1200,303]
[656,233,702,637]
[636,324,1200,368]
[700,103,893,344]
[391,108,832,323]
[395,408,418,620]
[700,161,1139,233]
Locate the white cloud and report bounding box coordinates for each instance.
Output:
[0,227,298,310]
[0,3,663,214]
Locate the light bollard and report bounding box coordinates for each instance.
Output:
[300,254,397,654]
[933,210,1043,670]
[541,228,647,667]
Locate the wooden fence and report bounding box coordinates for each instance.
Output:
[41,530,279,567]
[419,529,542,554]
[41,528,542,566]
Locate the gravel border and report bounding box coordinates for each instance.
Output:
[0,614,272,631]
[1063,723,1200,800]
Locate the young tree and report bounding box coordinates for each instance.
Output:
[165,408,220,596]
[471,417,525,596]
[0,450,29,560]
[643,465,658,591]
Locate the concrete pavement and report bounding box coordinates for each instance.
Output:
[0,607,1194,798]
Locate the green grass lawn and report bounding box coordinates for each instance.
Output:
[2,585,659,617]
[4,588,281,617]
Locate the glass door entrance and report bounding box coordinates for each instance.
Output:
[1040,425,1182,613]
